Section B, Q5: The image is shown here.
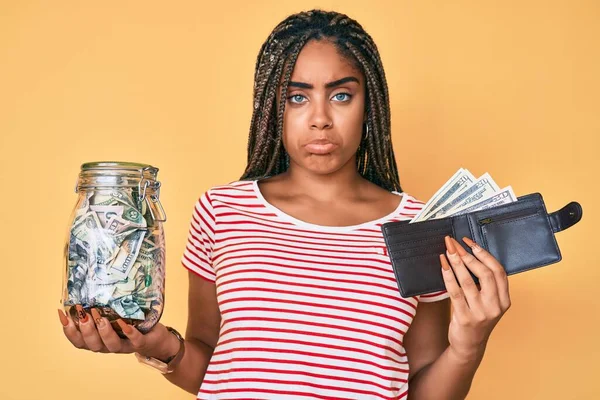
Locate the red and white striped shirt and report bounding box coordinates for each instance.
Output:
[181,179,449,400]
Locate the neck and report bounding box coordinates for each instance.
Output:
[281,159,367,202]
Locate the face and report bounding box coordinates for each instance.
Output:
[277,39,366,176]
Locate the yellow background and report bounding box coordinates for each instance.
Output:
[1,1,598,399]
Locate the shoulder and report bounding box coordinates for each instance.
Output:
[198,180,256,204]
[194,181,256,222]
[399,193,426,213]
[360,180,426,215]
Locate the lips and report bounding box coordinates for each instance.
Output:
[305,139,338,155]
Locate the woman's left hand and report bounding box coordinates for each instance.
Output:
[440,236,512,361]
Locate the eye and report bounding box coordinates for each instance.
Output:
[333,93,352,102]
[287,94,307,104]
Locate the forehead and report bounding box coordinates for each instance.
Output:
[287,40,363,84]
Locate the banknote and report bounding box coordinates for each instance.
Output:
[425,173,500,220]
[108,230,146,280]
[409,168,519,224]
[411,168,476,222]
[92,191,146,227]
[447,186,518,216]
[90,205,124,228]
[71,211,118,265]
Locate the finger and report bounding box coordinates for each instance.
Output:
[452,237,499,303]
[116,319,146,351]
[91,309,131,353]
[58,308,69,327]
[59,309,87,349]
[445,236,483,311]
[439,253,470,319]
[462,237,511,311]
[76,305,107,353]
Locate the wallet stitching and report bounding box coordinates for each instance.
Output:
[383,226,450,235]
[389,243,446,256]
[483,211,542,227]
[382,227,409,298]
[541,203,562,258]
[386,236,449,249]
[506,256,561,275]
[401,254,562,298]
[467,216,476,246]
[451,217,457,244]
[390,253,445,262]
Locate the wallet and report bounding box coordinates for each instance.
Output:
[381,193,583,298]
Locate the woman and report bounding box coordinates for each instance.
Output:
[58,9,511,399]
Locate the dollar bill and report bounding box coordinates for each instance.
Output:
[425,173,500,220]
[447,186,518,216]
[108,230,146,280]
[71,211,119,265]
[93,191,146,227]
[87,282,117,305]
[411,168,476,223]
[110,294,145,320]
[408,168,520,225]
[90,205,124,228]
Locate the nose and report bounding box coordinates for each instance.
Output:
[309,98,333,130]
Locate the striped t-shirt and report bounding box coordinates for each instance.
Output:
[181,179,449,400]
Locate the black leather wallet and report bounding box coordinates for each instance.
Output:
[381,193,583,298]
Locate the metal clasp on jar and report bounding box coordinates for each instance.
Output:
[139,166,167,222]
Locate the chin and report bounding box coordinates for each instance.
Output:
[297,153,353,175]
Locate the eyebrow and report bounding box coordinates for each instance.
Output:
[287,76,360,89]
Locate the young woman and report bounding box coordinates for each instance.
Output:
[59,9,511,399]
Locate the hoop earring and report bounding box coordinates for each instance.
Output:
[364,123,370,141]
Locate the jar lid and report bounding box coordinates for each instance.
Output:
[76,161,160,191]
[81,161,157,172]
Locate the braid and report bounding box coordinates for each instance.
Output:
[240,9,402,193]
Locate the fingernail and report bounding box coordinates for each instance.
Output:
[57,309,69,327]
[444,236,456,255]
[463,237,483,252]
[440,254,451,271]
[451,237,468,256]
[90,308,104,327]
[117,319,133,335]
[75,305,89,323]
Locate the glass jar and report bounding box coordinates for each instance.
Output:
[61,162,167,336]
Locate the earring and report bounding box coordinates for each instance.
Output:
[364,123,370,141]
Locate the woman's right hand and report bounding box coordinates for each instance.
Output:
[58,305,177,359]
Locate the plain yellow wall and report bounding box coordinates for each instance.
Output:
[1,1,598,399]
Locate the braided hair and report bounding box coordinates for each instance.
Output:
[239,9,402,193]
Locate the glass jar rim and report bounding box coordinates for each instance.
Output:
[81,161,156,171]
[76,161,161,191]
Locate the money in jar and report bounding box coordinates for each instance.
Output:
[61,162,167,336]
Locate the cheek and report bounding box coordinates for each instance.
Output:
[282,108,302,151]
[337,104,366,144]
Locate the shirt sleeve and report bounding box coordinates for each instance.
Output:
[418,290,450,303]
[181,190,216,283]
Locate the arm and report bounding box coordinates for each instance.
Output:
[159,271,222,394]
[58,271,222,395]
[405,299,486,400]
[405,235,512,400]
